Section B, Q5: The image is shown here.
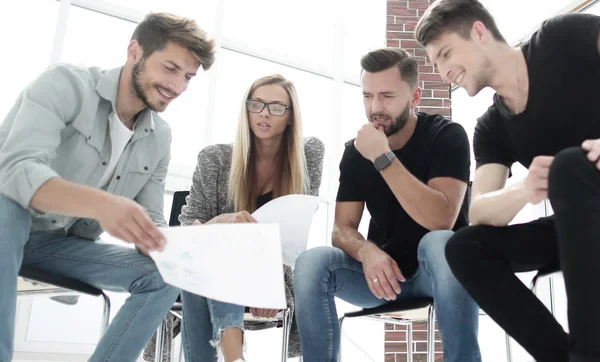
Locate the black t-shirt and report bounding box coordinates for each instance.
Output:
[475,13,600,170]
[336,112,470,277]
[257,191,273,209]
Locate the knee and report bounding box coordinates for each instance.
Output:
[417,230,454,266]
[132,262,177,296]
[548,147,591,201]
[444,226,487,272]
[294,247,335,293]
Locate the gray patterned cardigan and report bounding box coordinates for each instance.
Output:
[179,136,324,357]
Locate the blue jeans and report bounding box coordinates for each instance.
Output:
[181,292,245,362]
[0,195,180,362]
[293,230,481,362]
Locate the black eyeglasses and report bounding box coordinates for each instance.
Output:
[246,99,291,116]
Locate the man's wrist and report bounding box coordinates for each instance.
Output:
[357,241,375,262]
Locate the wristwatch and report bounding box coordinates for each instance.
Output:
[373,151,397,171]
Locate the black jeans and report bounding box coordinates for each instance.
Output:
[446,147,600,362]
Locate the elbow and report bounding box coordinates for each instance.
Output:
[427,208,458,231]
[468,208,508,227]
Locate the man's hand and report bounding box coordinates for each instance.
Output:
[95,195,165,252]
[249,308,280,319]
[582,139,600,169]
[522,156,554,204]
[354,123,391,162]
[357,242,405,301]
[206,211,257,224]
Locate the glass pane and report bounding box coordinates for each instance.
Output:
[61,6,137,69]
[481,0,587,45]
[222,0,336,69]
[584,1,600,15]
[0,0,58,120]
[211,49,333,146]
[343,0,387,79]
[100,0,218,33]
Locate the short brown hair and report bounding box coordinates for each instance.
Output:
[360,48,419,88]
[415,0,506,47]
[132,12,216,70]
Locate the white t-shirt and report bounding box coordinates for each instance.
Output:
[97,112,135,188]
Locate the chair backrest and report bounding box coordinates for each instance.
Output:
[169,190,190,227]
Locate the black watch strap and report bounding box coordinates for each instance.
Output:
[373,151,397,171]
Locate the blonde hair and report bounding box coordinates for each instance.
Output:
[228,75,309,212]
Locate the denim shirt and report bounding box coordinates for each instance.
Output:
[0,63,171,240]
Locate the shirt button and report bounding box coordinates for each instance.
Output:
[144,129,149,133]
[87,136,91,140]
[116,175,121,180]
[144,166,148,171]
[51,220,57,224]
[102,161,107,166]
[150,129,154,132]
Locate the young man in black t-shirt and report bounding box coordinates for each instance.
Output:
[417,0,600,361]
[293,48,481,362]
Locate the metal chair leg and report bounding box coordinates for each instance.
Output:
[407,322,413,362]
[178,335,184,362]
[338,316,346,362]
[426,304,435,362]
[505,332,513,362]
[100,292,111,336]
[281,309,292,362]
[155,319,166,362]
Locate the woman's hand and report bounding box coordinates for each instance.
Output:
[205,211,257,224]
[249,308,280,319]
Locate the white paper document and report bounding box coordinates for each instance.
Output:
[150,223,287,309]
[252,194,321,266]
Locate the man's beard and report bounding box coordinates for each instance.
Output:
[371,102,411,136]
[132,60,159,112]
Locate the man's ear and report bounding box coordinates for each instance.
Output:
[471,21,490,43]
[411,86,422,108]
[127,40,143,63]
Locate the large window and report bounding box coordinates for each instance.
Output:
[0,0,59,118]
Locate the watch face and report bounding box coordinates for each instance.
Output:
[375,155,390,170]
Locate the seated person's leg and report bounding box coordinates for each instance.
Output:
[412,230,481,362]
[182,291,245,362]
[549,147,600,361]
[0,195,32,360]
[445,218,568,362]
[21,232,180,362]
[293,246,388,362]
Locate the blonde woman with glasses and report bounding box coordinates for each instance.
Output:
[178,74,324,362]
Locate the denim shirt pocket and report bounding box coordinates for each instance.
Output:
[121,152,157,198]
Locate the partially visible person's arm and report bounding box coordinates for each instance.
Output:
[304,136,325,196]
[179,145,222,226]
[332,201,405,301]
[32,178,164,251]
[468,164,520,226]
[470,156,554,226]
[331,201,366,259]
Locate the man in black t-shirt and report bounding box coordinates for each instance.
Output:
[417,1,600,361]
[293,48,481,362]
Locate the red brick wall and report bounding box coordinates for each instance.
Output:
[385,322,443,361]
[385,0,449,360]
[386,0,452,119]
